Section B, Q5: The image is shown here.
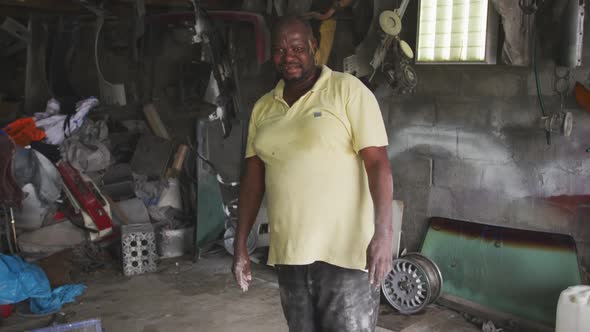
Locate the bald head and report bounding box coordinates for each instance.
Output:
[272,16,314,43]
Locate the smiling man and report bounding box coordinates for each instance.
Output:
[232,16,394,332]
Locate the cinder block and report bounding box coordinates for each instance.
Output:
[457,131,512,163]
[501,130,552,165]
[504,197,574,234]
[446,188,513,225]
[480,164,529,197]
[461,69,527,97]
[397,126,459,159]
[394,183,431,214]
[391,154,433,188]
[536,169,587,197]
[414,67,462,96]
[427,186,460,220]
[526,60,557,96]
[432,158,483,189]
[122,223,158,276]
[387,96,436,128]
[386,129,409,157]
[435,98,491,129]
[489,97,540,129]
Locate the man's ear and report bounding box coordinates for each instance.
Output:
[309,38,318,55]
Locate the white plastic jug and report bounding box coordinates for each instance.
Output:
[556,285,590,332]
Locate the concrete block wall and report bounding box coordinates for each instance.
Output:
[381,45,590,271]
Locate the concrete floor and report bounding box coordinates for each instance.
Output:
[1,253,480,332]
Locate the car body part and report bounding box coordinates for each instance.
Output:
[93,11,126,106]
[421,217,582,331]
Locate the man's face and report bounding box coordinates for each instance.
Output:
[271,24,317,82]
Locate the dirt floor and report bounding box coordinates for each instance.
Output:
[1,253,481,332]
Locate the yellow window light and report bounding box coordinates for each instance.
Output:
[417,0,498,63]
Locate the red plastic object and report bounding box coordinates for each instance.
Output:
[0,304,12,318]
[56,161,112,231]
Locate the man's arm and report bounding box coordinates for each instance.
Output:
[232,155,265,292]
[304,0,353,20]
[359,146,393,287]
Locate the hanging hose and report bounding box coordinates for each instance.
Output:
[527,2,552,145]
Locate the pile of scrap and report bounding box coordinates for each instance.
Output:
[0,97,197,318]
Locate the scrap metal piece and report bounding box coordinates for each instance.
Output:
[94,15,126,106]
[382,253,443,314]
[1,17,31,43]
[101,164,135,201]
[379,10,402,37]
[130,135,173,179]
[57,161,113,241]
[158,227,194,258]
[121,223,157,276]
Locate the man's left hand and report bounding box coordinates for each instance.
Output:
[303,11,323,20]
[366,231,393,288]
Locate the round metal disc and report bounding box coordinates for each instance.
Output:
[399,40,414,59]
[382,253,443,314]
[379,10,402,36]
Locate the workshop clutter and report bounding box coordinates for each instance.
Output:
[1,97,196,286]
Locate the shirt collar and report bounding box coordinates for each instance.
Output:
[273,65,332,100]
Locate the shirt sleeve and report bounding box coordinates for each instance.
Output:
[345,77,389,153]
[244,102,261,158]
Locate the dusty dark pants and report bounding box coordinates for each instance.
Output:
[276,261,380,332]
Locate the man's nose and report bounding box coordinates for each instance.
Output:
[283,48,298,60]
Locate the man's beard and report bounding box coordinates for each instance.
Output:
[281,64,314,82]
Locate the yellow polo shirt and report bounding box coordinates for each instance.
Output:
[245,66,388,270]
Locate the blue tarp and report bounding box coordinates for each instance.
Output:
[0,254,86,314]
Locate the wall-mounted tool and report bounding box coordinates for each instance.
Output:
[345,0,417,93]
[370,1,417,93]
[541,112,574,138]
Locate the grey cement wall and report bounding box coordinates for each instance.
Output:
[378,43,590,271]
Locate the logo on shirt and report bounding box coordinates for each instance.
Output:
[313,112,322,118]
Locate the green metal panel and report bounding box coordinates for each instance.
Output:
[420,217,582,327]
[196,172,225,248]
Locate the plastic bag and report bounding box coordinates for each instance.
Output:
[0,254,50,304]
[31,284,87,314]
[0,254,86,314]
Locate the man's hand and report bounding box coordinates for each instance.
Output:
[302,11,323,20]
[232,248,252,292]
[366,228,393,288]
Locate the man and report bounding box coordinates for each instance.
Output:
[303,0,354,66]
[232,16,394,332]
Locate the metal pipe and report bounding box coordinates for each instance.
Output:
[9,208,17,253]
[557,0,585,67]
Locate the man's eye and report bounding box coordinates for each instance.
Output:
[272,48,285,54]
[293,47,304,53]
